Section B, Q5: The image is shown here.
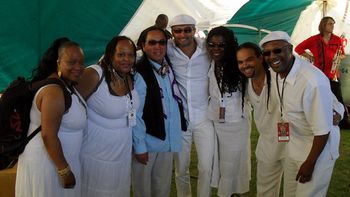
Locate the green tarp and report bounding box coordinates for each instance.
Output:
[0,0,141,90]
[0,0,320,90]
[227,0,313,44]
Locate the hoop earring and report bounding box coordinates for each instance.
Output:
[58,70,62,77]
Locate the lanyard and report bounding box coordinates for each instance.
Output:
[124,76,133,107]
[113,67,133,101]
[215,63,225,98]
[151,61,168,119]
[275,73,288,119]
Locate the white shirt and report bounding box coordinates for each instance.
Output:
[167,37,210,125]
[207,61,247,122]
[273,56,334,161]
[247,72,286,162]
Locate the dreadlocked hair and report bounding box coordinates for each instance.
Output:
[263,61,271,112]
[237,42,271,112]
[99,36,137,85]
[207,26,241,93]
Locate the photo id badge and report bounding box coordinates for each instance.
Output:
[219,98,225,123]
[128,108,136,127]
[277,122,290,142]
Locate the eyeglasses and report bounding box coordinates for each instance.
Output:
[207,42,226,48]
[262,45,290,56]
[172,27,193,34]
[147,40,167,46]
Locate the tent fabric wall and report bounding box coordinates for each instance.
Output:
[0,0,246,90]
[5,0,347,91]
[0,1,40,90]
[0,0,141,90]
[291,0,350,54]
[120,0,248,43]
[226,0,313,44]
[226,0,350,52]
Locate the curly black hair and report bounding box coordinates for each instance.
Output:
[207,26,241,93]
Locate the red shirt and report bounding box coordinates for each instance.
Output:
[295,34,344,80]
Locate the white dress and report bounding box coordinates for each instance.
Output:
[207,62,251,195]
[81,65,139,197]
[15,85,87,197]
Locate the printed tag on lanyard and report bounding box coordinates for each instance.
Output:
[277,121,290,142]
[219,98,225,123]
[128,108,136,127]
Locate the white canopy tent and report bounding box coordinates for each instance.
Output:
[291,0,350,54]
[120,0,248,41]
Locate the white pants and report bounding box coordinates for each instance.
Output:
[132,152,173,197]
[174,120,215,197]
[283,154,336,197]
[214,121,251,197]
[257,159,284,197]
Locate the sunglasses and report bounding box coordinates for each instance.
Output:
[207,42,226,48]
[172,27,193,34]
[262,45,290,56]
[147,40,167,46]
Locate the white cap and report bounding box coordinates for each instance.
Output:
[169,14,196,27]
[259,31,292,46]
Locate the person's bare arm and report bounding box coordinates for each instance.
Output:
[38,85,75,188]
[300,52,315,63]
[296,134,329,183]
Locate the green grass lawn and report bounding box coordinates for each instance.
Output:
[170,128,350,197]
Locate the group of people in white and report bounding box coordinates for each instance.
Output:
[15,13,344,197]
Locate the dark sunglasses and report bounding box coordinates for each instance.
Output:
[262,45,290,56]
[207,42,226,48]
[147,40,167,46]
[172,27,193,34]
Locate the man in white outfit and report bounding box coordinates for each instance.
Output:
[167,14,215,197]
[260,31,342,197]
[237,42,286,197]
[237,42,343,196]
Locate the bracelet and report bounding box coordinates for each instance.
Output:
[57,165,71,177]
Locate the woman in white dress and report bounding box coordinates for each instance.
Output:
[77,36,139,197]
[16,39,87,197]
[206,26,251,197]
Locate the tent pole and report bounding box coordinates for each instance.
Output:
[323,0,327,17]
[259,29,261,41]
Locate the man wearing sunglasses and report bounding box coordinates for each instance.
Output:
[260,31,340,197]
[167,14,215,197]
[132,26,184,197]
[237,42,286,197]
